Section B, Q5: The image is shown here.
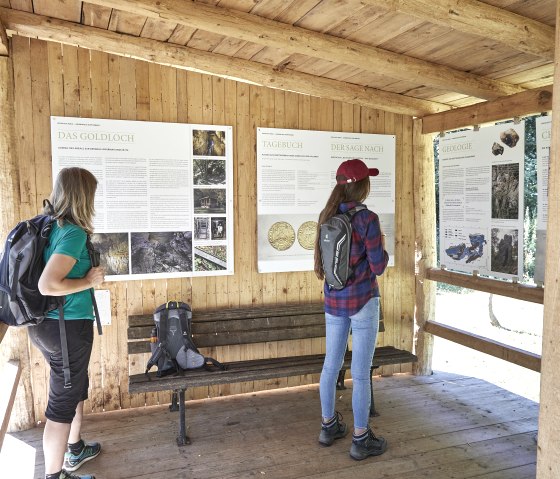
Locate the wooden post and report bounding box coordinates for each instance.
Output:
[0,34,35,431]
[0,23,13,345]
[412,118,436,375]
[536,1,560,476]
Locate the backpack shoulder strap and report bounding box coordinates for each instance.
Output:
[204,357,227,371]
[85,237,103,336]
[342,205,368,278]
[177,306,199,353]
[343,204,367,220]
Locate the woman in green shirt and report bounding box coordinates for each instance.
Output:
[29,167,105,479]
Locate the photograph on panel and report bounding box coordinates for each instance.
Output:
[194,245,227,271]
[90,232,130,276]
[193,188,226,214]
[491,228,518,275]
[211,217,226,240]
[130,231,192,274]
[491,163,520,220]
[194,217,211,240]
[192,130,226,156]
[193,159,226,185]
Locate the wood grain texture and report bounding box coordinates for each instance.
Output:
[84,0,523,99]
[422,85,553,134]
[362,0,555,60]
[413,119,436,375]
[14,371,539,479]
[536,1,560,476]
[0,8,450,116]
[5,37,416,424]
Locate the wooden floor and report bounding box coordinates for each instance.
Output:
[8,372,539,479]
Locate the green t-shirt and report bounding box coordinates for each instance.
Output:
[44,221,94,320]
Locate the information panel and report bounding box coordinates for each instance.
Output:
[535,115,551,283]
[257,127,396,273]
[51,116,234,281]
[439,122,525,280]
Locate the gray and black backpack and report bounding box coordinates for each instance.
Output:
[319,205,366,290]
[146,301,226,377]
[0,200,102,388]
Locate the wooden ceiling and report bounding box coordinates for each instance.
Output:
[0,0,556,117]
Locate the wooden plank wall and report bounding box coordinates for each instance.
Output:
[7,37,416,423]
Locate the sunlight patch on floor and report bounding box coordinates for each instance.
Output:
[0,433,37,478]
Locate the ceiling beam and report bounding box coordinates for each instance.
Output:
[0,8,451,117]
[422,85,552,133]
[362,0,554,61]
[85,0,524,100]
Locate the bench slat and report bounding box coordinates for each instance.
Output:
[128,347,418,393]
[127,313,325,340]
[128,303,325,327]
[128,324,327,354]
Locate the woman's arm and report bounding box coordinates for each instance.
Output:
[38,253,105,296]
[363,214,389,276]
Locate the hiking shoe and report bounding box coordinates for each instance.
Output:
[63,441,101,472]
[60,471,96,479]
[350,428,387,460]
[318,411,348,446]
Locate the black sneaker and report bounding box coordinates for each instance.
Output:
[318,411,348,446]
[350,428,388,460]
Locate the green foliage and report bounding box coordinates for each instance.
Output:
[436,282,471,295]
[523,206,536,281]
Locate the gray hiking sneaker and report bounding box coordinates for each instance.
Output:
[318,411,348,446]
[63,441,101,472]
[350,428,387,460]
[60,471,96,479]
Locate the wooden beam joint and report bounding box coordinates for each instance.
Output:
[0,20,8,57]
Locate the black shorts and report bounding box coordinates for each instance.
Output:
[28,319,94,424]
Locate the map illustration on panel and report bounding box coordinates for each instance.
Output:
[445,233,487,264]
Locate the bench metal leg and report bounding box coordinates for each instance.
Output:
[336,369,347,390]
[175,389,191,446]
[370,366,380,417]
[169,391,179,412]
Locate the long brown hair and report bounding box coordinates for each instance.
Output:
[314,177,370,279]
[44,167,98,235]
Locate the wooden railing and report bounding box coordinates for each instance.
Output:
[0,360,21,450]
[426,268,544,304]
[424,268,543,371]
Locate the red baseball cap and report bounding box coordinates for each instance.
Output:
[336,159,379,184]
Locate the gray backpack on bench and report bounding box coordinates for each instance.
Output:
[145,301,226,377]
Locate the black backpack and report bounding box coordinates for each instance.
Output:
[319,205,366,290]
[0,211,59,326]
[146,301,226,378]
[0,202,102,388]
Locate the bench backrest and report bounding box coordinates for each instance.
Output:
[128,303,326,355]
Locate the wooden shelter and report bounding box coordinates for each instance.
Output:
[0,0,558,477]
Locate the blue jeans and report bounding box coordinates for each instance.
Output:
[319,297,380,429]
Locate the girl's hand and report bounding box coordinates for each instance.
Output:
[86,266,105,287]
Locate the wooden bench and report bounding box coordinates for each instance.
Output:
[127,303,417,446]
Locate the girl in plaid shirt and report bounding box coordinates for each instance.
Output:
[314,159,389,461]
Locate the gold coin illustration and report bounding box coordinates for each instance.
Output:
[268,221,295,251]
[297,221,317,250]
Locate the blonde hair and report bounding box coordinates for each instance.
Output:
[45,167,98,235]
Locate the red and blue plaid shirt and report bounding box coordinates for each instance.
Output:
[323,201,389,317]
